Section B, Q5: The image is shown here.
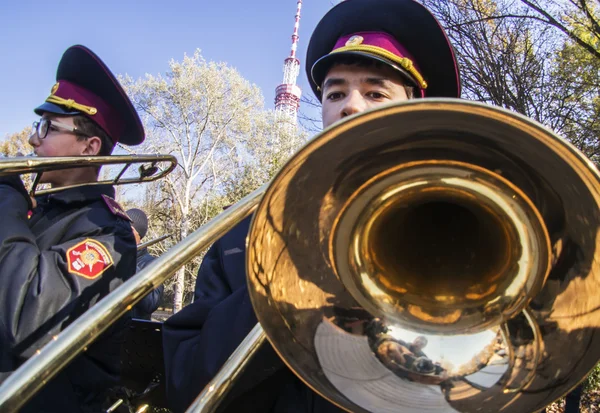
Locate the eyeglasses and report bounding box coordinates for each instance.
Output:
[30,118,92,140]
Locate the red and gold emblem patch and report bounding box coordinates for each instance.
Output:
[66,239,113,279]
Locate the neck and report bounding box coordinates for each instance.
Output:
[49,167,99,188]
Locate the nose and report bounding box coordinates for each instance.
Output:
[28,130,40,148]
[340,90,367,119]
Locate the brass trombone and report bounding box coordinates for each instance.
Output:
[137,233,173,251]
[2,99,600,413]
[0,154,177,195]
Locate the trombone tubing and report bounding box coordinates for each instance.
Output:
[137,233,172,251]
[0,154,177,176]
[186,323,268,413]
[0,184,267,413]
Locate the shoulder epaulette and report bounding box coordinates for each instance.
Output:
[101,195,132,222]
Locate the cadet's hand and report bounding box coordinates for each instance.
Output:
[0,175,34,210]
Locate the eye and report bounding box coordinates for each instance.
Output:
[326,91,344,101]
[367,91,388,100]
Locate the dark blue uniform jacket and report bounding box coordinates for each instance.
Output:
[0,183,136,412]
[162,216,345,413]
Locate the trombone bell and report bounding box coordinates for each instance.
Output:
[246,99,600,412]
[333,160,550,334]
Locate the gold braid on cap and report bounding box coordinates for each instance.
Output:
[330,45,428,89]
[45,83,98,115]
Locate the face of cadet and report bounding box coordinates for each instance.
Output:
[28,114,102,186]
[132,227,142,245]
[321,63,411,128]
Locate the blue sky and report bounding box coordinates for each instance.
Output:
[0,0,333,139]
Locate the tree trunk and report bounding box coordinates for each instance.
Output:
[172,267,186,313]
[172,213,189,313]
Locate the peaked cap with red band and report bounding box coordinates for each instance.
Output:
[306,0,461,100]
[35,45,144,146]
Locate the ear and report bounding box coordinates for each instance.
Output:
[81,136,103,156]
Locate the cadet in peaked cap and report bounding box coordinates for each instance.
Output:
[161,2,462,413]
[306,0,460,128]
[0,45,139,412]
[29,45,145,188]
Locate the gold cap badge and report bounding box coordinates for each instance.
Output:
[346,35,364,47]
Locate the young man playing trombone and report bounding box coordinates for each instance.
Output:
[0,45,144,412]
[162,0,461,411]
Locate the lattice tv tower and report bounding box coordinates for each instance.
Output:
[274,0,303,131]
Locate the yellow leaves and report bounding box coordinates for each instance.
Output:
[1,126,30,157]
[573,26,600,54]
[546,0,600,55]
[0,126,35,188]
[470,0,498,16]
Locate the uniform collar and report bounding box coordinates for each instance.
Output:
[37,184,115,205]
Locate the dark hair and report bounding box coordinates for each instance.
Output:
[323,55,416,99]
[72,115,114,156]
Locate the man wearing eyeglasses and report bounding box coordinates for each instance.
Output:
[0,45,143,412]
